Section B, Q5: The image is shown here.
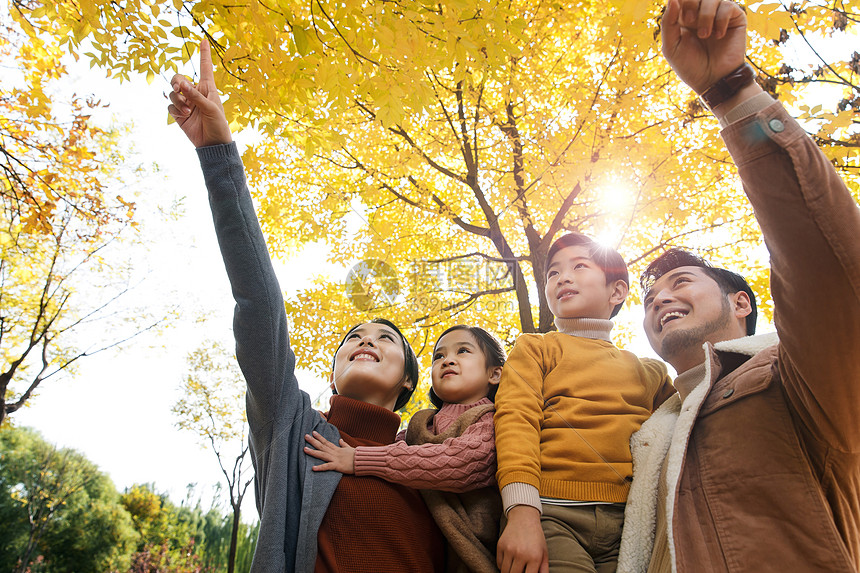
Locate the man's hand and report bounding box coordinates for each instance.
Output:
[167,38,233,148]
[661,0,747,94]
[304,431,356,474]
[496,505,549,573]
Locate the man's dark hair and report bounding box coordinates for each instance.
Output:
[640,248,758,336]
[331,318,419,411]
[545,233,630,318]
[429,325,506,409]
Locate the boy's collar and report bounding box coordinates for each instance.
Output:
[554,317,613,342]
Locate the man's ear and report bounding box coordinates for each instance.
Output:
[488,366,503,386]
[609,280,629,307]
[329,371,337,394]
[731,291,753,319]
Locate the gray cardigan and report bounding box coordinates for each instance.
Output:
[198,143,342,573]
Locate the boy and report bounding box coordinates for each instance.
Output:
[494,233,674,572]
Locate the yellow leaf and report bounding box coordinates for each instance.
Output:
[293,25,309,55]
[747,4,795,40]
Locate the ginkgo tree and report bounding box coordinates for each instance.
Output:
[15,0,858,381]
[0,12,156,425]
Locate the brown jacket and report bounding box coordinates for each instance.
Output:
[618,101,860,572]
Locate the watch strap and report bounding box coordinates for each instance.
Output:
[699,63,757,109]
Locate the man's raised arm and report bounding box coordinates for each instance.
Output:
[662,0,860,448]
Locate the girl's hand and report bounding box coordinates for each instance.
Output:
[304,431,356,474]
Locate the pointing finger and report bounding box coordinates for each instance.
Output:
[199,38,214,85]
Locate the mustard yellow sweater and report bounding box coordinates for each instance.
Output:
[494,321,674,506]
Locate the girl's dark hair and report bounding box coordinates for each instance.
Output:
[429,325,506,409]
[331,318,419,411]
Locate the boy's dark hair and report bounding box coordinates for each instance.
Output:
[545,233,630,318]
[640,248,758,336]
[331,318,419,411]
[429,325,506,409]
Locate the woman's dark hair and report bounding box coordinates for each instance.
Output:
[429,325,506,409]
[640,248,758,336]
[331,318,419,411]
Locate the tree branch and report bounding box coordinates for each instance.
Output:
[411,285,515,323]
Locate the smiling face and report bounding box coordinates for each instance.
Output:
[545,245,628,320]
[643,266,751,373]
[330,322,411,411]
[431,330,501,406]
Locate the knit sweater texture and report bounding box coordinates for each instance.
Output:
[316,396,444,573]
[494,321,674,507]
[404,402,502,573]
[353,398,496,492]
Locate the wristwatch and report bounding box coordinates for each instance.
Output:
[699,63,757,109]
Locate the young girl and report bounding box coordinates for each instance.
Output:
[305,324,506,573]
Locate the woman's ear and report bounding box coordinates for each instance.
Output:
[329,372,337,394]
[488,366,503,386]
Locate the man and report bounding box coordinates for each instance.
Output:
[617,0,860,572]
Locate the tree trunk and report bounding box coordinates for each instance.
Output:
[228,505,240,573]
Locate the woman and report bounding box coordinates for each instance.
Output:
[167,40,444,572]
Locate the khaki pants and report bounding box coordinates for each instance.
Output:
[540,503,625,573]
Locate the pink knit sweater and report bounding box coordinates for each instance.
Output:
[353,398,497,493]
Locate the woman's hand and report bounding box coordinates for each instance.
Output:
[304,431,356,474]
[167,38,233,148]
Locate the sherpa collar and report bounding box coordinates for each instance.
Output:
[713,331,779,356]
[616,331,781,573]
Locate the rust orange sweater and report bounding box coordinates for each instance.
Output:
[315,396,445,572]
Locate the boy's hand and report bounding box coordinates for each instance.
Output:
[167,38,233,148]
[497,505,549,573]
[304,431,356,474]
